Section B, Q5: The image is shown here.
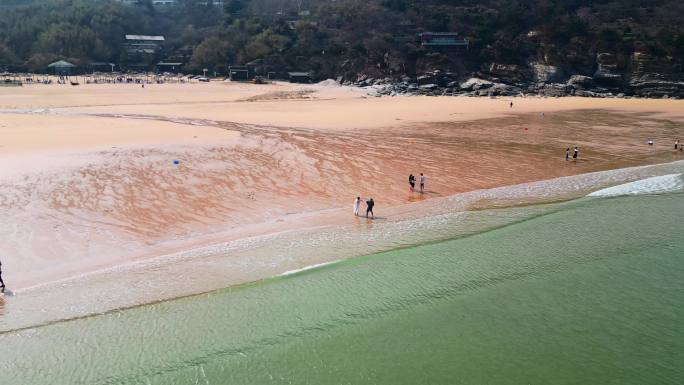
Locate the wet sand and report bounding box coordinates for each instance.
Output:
[1,81,683,290]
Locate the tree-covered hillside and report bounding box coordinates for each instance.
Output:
[0,0,682,83]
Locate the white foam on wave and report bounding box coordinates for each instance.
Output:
[279,261,337,277]
[588,174,683,197]
[4,161,683,333]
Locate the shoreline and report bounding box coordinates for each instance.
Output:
[0,82,683,330]
[1,159,682,334]
[4,133,682,292]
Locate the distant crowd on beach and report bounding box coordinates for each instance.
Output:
[564,139,681,161]
[2,73,198,87]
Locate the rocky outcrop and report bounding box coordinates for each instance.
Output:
[459,78,494,91]
[487,63,530,83]
[532,64,565,83]
[628,52,684,98]
[593,53,623,86]
[346,54,683,98]
[567,75,594,89]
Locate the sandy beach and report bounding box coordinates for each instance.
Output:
[1,80,683,292]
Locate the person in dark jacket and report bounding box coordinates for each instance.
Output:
[0,260,5,293]
[366,198,375,219]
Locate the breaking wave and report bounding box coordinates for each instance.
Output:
[587,174,683,197]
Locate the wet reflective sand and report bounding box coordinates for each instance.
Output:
[0,82,683,294]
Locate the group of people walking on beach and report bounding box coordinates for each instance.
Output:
[408,173,426,193]
[565,147,579,161]
[354,197,374,218]
[352,173,427,219]
[564,138,683,162]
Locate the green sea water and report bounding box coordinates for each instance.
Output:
[1,191,683,385]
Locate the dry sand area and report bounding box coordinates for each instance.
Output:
[1,81,683,289]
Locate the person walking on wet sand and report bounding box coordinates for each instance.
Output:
[366,198,375,219]
[419,173,426,193]
[565,147,570,161]
[510,101,513,108]
[0,260,5,294]
[675,139,680,150]
[408,174,415,192]
[573,146,579,161]
[354,196,362,216]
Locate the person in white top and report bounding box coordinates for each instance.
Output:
[354,197,362,216]
[419,173,426,193]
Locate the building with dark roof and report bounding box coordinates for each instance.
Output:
[124,35,165,69]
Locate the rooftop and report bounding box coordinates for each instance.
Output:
[47,60,76,68]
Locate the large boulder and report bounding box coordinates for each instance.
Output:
[532,64,565,83]
[487,63,531,83]
[488,83,522,96]
[630,52,673,82]
[567,75,594,89]
[417,70,457,87]
[628,52,684,97]
[459,77,494,91]
[593,53,623,86]
[538,83,570,97]
[574,90,600,97]
[630,80,684,98]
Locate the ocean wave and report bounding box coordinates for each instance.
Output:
[3,161,683,333]
[587,174,683,197]
[279,261,338,277]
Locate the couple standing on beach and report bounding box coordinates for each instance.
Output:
[354,197,375,218]
[409,173,426,193]
[565,147,579,161]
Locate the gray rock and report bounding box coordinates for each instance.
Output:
[532,64,565,83]
[630,79,684,98]
[567,75,594,89]
[460,78,494,91]
[593,53,623,86]
[488,63,531,83]
[539,83,569,97]
[574,90,598,97]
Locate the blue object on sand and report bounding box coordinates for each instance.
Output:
[173,160,180,165]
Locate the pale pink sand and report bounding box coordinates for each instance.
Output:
[0,81,682,290]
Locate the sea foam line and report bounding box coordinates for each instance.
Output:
[279,261,338,277]
[587,173,683,197]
